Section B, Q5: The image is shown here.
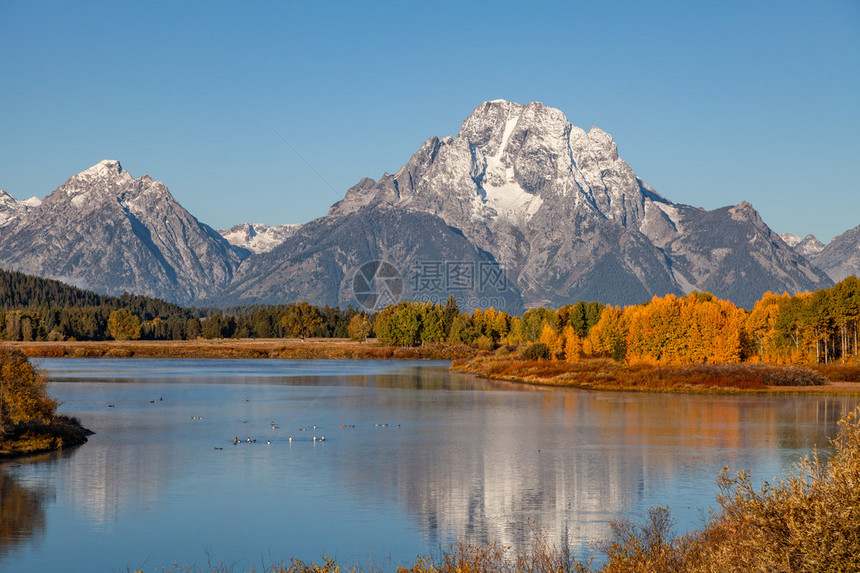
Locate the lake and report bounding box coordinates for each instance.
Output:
[2,358,858,572]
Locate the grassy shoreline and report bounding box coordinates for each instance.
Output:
[9,338,860,394]
[452,353,860,395]
[6,338,480,361]
[0,415,93,460]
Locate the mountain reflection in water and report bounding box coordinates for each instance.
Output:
[1,358,857,572]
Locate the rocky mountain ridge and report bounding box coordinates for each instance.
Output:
[218,222,302,255]
[0,160,242,304]
[0,190,40,228]
[0,102,854,309]
[321,100,832,308]
[779,233,826,258]
[807,224,860,283]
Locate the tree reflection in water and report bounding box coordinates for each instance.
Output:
[0,458,55,560]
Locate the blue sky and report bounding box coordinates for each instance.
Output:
[1,1,858,241]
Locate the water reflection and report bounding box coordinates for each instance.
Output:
[0,457,55,558]
[3,359,858,572]
[331,389,860,552]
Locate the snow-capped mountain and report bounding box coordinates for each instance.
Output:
[305,100,829,308]
[779,233,826,258]
[0,160,242,303]
[0,190,40,228]
[0,103,844,309]
[218,222,301,254]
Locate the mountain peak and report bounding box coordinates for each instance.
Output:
[0,189,36,227]
[79,159,123,178]
[729,201,759,222]
[780,232,825,257]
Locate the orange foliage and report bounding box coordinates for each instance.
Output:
[539,322,562,359]
[626,293,746,365]
[562,326,582,363]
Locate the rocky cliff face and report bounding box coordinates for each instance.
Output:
[0,102,841,309]
[810,224,860,282]
[323,100,831,308]
[0,160,242,303]
[0,190,39,228]
[214,207,524,312]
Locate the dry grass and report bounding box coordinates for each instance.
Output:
[8,339,480,361]
[452,356,843,393]
[815,363,860,382]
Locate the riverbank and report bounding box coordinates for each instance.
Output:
[6,339,479,360]
[9,338,860,394]
[452,353,860,394]
[0,415,93,460]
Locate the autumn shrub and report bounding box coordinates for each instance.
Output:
[816,364,860,382]
[521,343,551,361]
[1,347,58,436]
[753,365,827,386]
[676,406,860,572]
[594,506,682,573]
[473,335,496,352]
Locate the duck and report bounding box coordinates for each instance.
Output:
[234,437,239,445]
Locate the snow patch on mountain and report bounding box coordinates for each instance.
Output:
[218,222,302,254]
[780,233,803,247]
[780,232,825,257]
[0,189,34,227]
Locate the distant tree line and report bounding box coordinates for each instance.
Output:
[0,268,364,342]
[366,279,860,366]
[2,266,859,364]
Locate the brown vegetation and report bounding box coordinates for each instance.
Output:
[7,339,480,361]
[452,354,852,393]
[0,347,92,458]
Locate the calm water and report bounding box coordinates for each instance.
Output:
[2,358,858,572]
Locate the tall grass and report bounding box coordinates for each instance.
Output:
[454,356,830,392]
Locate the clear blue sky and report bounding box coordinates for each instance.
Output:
[1,1,858,241]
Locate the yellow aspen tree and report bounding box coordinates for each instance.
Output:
[562,325,582,362]
[539,322,562,359]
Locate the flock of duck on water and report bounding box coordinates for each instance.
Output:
[110,396,400,451]
[217,403,401,450]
